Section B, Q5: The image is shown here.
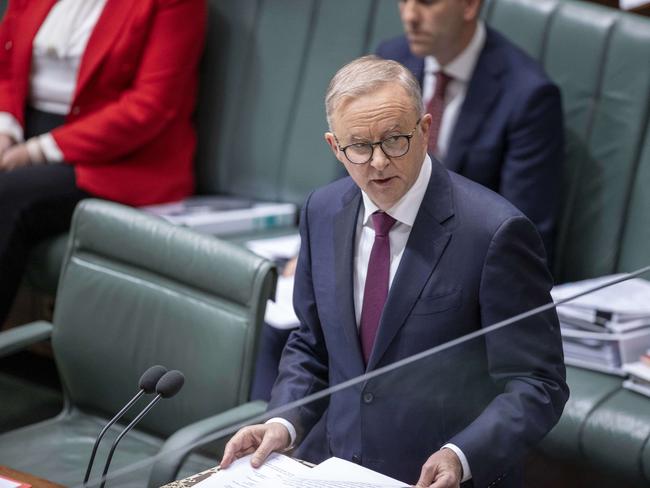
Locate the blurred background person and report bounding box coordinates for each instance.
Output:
[377,0,564,263]
[0,0,206,326]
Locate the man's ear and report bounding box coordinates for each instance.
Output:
[324,132,344,162]
[420,113,433,141]
[463,0,482,22]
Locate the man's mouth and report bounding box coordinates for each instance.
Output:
[372,176,395,186]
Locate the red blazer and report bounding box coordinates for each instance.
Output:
[0,0,206,206]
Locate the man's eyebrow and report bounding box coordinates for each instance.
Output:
[346,124,403,142]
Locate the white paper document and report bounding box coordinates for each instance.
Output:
[300,457,405,486]
[0,476,23,488]
[245,234,302,329]
[192,454,406,488]
[193,453,311,488]
[620,0,648,10]
[245,234,301,261]
[263,275,300,329]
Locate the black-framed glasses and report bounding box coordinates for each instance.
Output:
[334,119,421,165]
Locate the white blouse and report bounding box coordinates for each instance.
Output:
[0,0,107,162]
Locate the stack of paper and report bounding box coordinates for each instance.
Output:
[142,196,297,236]
[552,275,650,375]
[192,453,406,488]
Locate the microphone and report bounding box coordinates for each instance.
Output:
[83,365,167,485]
[98,370,185,488]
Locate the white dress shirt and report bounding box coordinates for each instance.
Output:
[0,0,107,163]
[269,155,472,482]
[422,21,486,161]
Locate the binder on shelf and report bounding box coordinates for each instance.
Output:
[560,324,650,374]
[623,360,650,397]
[142,196,297,236]
[553,275,650,375]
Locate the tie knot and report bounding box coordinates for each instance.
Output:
[372,211,396,237]
[435,71,452,91]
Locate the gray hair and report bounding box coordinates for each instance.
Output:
[325,55,424,130]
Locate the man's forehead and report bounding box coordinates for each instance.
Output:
[332,85,415,131]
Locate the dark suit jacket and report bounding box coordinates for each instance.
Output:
[268,160,568,488]
[376,27,563,263]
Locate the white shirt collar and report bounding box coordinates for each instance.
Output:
[424,21,486,82]
[360,154,432,228]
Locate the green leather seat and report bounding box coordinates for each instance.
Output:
[0,199,276,487]
[482,1,650,485]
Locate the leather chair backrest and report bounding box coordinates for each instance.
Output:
[196,0,405,205]
[482,0,650,283]
[51,200,276,438]
[618,122,650,272]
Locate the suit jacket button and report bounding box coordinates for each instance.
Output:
[363,392,374,404]
[72,106,81,115]
[351,454,361,464]
[4,41,12,50]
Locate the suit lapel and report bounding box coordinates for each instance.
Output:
[367,162,454,370]
[445,28,505,173]
[405,54,426,87]
[74,0,133,99]
[334,186,366,377]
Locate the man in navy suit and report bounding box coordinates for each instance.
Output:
[376,0,563,263]
[221,57,567,488]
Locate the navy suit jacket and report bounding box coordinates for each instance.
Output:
[268,160,568,488]
[376,28,564,264]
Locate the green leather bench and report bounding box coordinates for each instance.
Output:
[481,1,650,486]
[6,0,650,484]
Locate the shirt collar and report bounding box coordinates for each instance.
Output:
[424,21,486,82]
[361,154,432,228]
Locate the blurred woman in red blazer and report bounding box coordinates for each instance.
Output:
[0,0,207,324]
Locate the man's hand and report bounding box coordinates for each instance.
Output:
[0,133,15,161]
[415,448,463,488]
[220,423,291,469]
[0,143,31,171]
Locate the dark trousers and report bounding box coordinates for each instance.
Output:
[0,109,91,325]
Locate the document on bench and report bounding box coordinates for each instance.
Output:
[193,453,406,488]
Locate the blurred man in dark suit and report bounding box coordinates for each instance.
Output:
[377,0,563,262]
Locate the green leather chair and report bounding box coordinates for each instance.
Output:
[0,199,276,487]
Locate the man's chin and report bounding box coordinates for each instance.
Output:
[407,41,433,58]
[406,34,431,58]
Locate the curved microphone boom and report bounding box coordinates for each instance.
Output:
[83,365,168,485]
[98,370,185,488]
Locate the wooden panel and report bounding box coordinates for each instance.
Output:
[0,466,65,488]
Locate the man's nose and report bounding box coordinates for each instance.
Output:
[369,144,390,171]
[400,0,420,25]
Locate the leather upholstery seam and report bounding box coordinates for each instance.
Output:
[576,386,623,461]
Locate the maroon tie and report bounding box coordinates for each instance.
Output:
[359,211,397,365]
[426,71,452,154]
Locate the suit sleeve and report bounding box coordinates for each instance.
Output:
[51,0,206,164]
[448,215,569,488]
[499,81,564,263]
[266,192,330,444]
